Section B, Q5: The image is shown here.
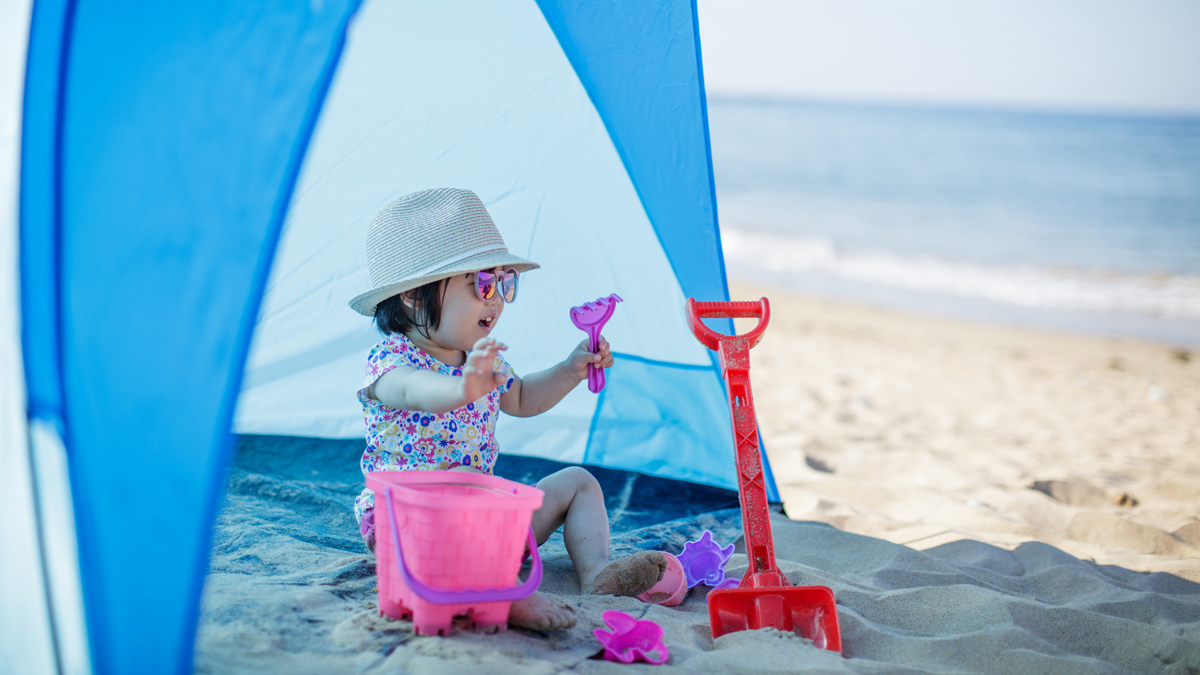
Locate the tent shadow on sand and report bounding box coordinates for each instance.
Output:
[194,435,1200,674]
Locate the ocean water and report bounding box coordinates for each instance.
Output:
[707,98,1200,345]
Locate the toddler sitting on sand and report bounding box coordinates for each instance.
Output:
[348,188,668,630]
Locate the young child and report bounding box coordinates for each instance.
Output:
[348,188,668,631]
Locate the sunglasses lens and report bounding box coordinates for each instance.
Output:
[501,270,518,303]
[476,271,496,301]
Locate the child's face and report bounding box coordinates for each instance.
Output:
[426,268,505,352]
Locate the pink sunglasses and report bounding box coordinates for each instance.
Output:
[475,268,519,303]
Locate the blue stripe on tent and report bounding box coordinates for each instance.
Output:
[20,2,361,673]
[18,0,70,433]
[536,0,781,500]
[534,0,727,310]
[18,3,77,670]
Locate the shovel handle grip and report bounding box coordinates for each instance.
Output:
[686,299,771,353]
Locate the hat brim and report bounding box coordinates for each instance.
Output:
[349,250,540,316]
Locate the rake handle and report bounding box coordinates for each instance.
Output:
[587,330,604,393]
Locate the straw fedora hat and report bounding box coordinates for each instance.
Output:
[349,188,540,316]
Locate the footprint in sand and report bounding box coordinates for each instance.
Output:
[1028,480,1138,508]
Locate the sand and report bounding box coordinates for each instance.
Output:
[728,280,1200,584]
[195,282,1200,673]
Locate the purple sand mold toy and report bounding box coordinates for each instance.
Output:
[678,530,739,590]
[569,294,623,393]
[594,610,670,665]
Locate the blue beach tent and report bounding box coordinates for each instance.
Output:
[0,1,780,673]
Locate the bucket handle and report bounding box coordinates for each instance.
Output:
[384,486,543,604]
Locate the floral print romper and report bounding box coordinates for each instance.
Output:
[355,332,515,531]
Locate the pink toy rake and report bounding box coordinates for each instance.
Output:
[569,294,622,393]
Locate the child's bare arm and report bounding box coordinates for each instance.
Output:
[369,338,508,414]
[501,337,613,417]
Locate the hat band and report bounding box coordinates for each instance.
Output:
[404,243,508,280]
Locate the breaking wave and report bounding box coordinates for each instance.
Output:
[721,228,1200,320]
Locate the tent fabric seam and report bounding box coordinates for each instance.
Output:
[23,0,81,671]
[611,351,713,371]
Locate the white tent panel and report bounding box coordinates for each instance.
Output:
[0,0,57,671]
[29,421,92,675]
[235,0,712,466]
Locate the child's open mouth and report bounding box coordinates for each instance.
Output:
[479,316,495,332]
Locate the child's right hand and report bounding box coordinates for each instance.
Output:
[460,337,508,402]
[564,336,613,381]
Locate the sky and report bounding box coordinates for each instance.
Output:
[696,0,1200,115]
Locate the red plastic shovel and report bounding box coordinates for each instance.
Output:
[686,298,842,653]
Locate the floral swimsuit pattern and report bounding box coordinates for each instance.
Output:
[354,332,515,523]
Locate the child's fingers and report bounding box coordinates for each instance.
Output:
[471,337,508,353]
[467,341,507,369]
[590,352,615,366]
[465,351,487,369]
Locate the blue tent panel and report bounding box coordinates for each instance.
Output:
[584,354,734,486]
[18,0,68,429]
[586,353,781,501]
[535,0,730,308]
[20,2,361,673]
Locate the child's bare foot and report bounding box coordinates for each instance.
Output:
[581,551,666,597]
[507,591,576,631]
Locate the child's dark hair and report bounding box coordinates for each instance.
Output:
[373,279,448,338]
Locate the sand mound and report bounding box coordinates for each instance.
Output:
[1029,480,1138,509]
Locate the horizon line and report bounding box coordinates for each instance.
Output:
[704,91,1200,122]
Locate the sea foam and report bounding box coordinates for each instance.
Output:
[721,227,1200,320]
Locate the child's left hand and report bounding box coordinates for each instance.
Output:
[565,337,613,381]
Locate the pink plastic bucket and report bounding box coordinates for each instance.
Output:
[366,471,544,636]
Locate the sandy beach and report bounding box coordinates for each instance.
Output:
[196,281,1200,673]
[729,280,1200,583]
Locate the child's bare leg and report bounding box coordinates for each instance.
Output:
[531,467,666,596]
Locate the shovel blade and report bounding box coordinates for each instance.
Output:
[708,585,841,653]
